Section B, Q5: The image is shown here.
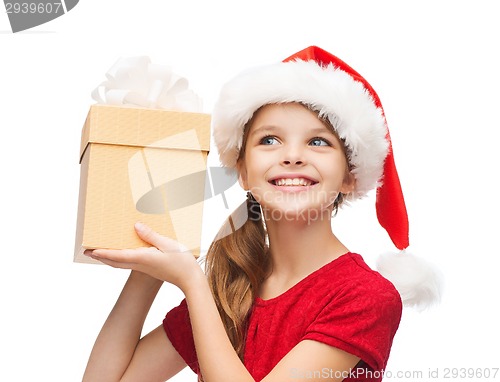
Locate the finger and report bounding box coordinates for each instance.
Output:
[90,256,139,271]
[85,249,156,275]
[91,247,159,264]
[134,222,188,253]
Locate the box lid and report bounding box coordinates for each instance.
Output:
[80,105,211,161]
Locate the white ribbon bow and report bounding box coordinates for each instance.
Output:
[91,56,203,112]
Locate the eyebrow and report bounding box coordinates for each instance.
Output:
[249,125,279,137]
[250,124,335,137]
[307,126,336,136]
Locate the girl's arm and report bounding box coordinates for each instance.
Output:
[82,270,186,382]
[89,223,360,382]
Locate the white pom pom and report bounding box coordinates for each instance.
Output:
[376,251,443,310]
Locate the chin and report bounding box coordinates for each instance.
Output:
[261,203,333,224]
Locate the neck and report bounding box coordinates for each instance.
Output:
[263,209,349,280]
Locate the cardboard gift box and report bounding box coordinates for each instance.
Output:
[74,104,211,263]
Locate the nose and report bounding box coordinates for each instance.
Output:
[282,158,304,166]
[281,144,305,166]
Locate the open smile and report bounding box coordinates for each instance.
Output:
[267,176,319,192]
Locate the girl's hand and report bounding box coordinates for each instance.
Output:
[84,222,204,293]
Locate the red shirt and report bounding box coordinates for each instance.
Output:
[163,253,402,381]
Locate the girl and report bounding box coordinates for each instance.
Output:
[82,46,440,382]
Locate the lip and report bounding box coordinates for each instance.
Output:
[268,173,319,184]
[269,183,318,193]
[267,173,319,192]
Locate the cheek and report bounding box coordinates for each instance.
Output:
[245,167,264,187]
[323,162,349,186]
[243,153,266,179]
[237,156,263,189]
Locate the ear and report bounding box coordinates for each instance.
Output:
[236,160,249,190]
[340,171,356,194]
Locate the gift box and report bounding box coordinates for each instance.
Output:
[74,104,210,263]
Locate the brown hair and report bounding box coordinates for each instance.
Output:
[204,198,269,360]
[204,103,352,360]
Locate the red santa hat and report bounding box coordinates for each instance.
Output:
[212,46,442,309]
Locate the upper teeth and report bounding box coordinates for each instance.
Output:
[274,178,313,186]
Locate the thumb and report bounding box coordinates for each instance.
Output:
[134,222,188,253]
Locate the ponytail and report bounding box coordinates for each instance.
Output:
[204,195,269,360]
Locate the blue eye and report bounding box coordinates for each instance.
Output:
[309,137,331,146]
[260,135,279,145]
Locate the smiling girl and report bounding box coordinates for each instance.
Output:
[83,46,440,382]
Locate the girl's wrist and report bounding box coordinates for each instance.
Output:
[128,270,164,290]
[181,268,209,298]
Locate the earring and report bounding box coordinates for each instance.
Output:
[331,193,345,217]
[246,192,261,221]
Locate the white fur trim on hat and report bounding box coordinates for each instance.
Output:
[212,59,390,199]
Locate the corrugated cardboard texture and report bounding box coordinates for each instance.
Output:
[75,105,210,264]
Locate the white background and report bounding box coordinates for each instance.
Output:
[1,1,499,381]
